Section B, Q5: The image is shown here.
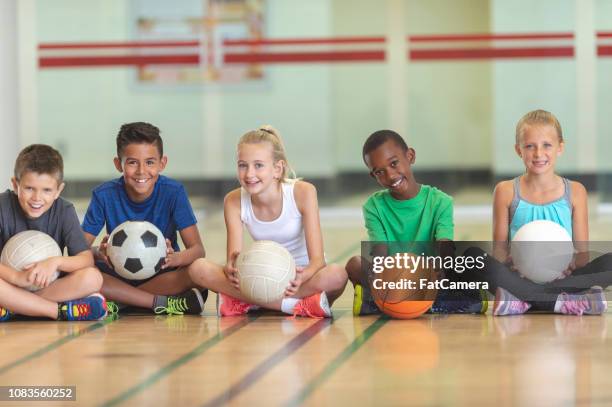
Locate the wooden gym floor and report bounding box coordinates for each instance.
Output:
[2,191,612,406]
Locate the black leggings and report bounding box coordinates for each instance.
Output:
[461,248,612,311]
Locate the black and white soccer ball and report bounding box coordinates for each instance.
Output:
[107,221,167,280]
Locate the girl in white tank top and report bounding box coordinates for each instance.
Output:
[187,126,348,318]
[240,179,309,267]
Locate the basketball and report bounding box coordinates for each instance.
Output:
[0,230,62,291]
[371,254,437,319]
[511,220,574,284]
[107,221,167,280]
[236,240,296,304]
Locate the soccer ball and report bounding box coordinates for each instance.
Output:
[0,230,62,291]
[236,240,296,304]
[107,221,167,280]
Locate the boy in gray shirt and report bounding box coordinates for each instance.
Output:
[0,144,107,321]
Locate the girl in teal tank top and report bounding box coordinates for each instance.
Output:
[508,176,573,240]
[484,110,607,316]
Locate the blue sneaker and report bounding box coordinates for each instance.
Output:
[430,289,488,314]
[0,307,12,322]
[352,284,380,316]
[58,294,108,321]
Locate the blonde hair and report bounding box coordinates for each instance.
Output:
[237,125,296,182]
[515,109,563,144]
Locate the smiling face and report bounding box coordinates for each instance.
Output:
[365,139,417,200]
[114,143,167,202]
[237,142,284,195]
[11,172,64,219]
[515,124,564,175]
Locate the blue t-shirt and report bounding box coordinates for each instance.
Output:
[82,176,197,251]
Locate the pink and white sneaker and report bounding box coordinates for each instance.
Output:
[216,293,254,317]
[493,287,531,316]
[556,286,608,316]
[293,292,332,318]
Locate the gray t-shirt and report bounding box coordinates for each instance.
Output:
[0,190,89,255]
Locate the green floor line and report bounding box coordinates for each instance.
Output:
[100,316,258,407]
[0,316,118,376]
[285,316,388,406]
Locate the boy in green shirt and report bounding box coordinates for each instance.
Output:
[346,130,485,315]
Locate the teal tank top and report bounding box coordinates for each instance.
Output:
[509,176,573,240]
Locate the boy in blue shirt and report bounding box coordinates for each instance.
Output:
[82,122,206,315]
[0,144,107,322]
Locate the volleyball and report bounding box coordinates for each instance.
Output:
[107,221,167,280]
[236,240,296,304]
[0,230,62,291]
[511,220,574,284]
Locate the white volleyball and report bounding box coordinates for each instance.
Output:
[511,220,574,284]
[237,240,296,304]
[1,230,62,291]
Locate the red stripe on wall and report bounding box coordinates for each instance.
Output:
[223,37,385,46]
[39,41,200,50]
[224,50,385,63]
[409,33,574,42]
[598,45,612,56]
[39,54,199,68]
[597,32,612,38]
[410,47,574,60]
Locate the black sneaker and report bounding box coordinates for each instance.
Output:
[352,284,381,316]
[154,288,205,315]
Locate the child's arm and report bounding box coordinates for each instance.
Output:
[223,189,243,288]
[0,263,34,289]
[23,249,94,289]
[571,181,589,268]
[164,225,205,269]
[492,181,513,263]
[293,181,326,284]
[83,231,111,264]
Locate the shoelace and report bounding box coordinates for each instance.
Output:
[162,297,189,315]
[70,302,92,320]
[293,297,324,319]
[230,299,251,314]
[106,301,120,315]
[559,293,588,316]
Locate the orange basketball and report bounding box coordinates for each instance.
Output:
[375,299,434,319]
[371,253,437,319]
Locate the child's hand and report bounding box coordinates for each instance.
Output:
[558,256,577,279]
[96,236,112,266]
[23,257,60,289]
[223,251,240,290]
[162,239,181,269]
[284,267,304,297]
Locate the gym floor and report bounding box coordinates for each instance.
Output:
[1,192,612,406]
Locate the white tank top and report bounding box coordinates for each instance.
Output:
[240,180,309,266]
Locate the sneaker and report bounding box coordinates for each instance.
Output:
[556,286,608,316]
[154,288,205,316]
[105,301,120,319]
[493,287,531,316]
[294,292,331,318]
[0,307,12,322]
[430,289,488,314]
[352,284,380,316]
[216,293,253,317]
[58,294,108,321]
